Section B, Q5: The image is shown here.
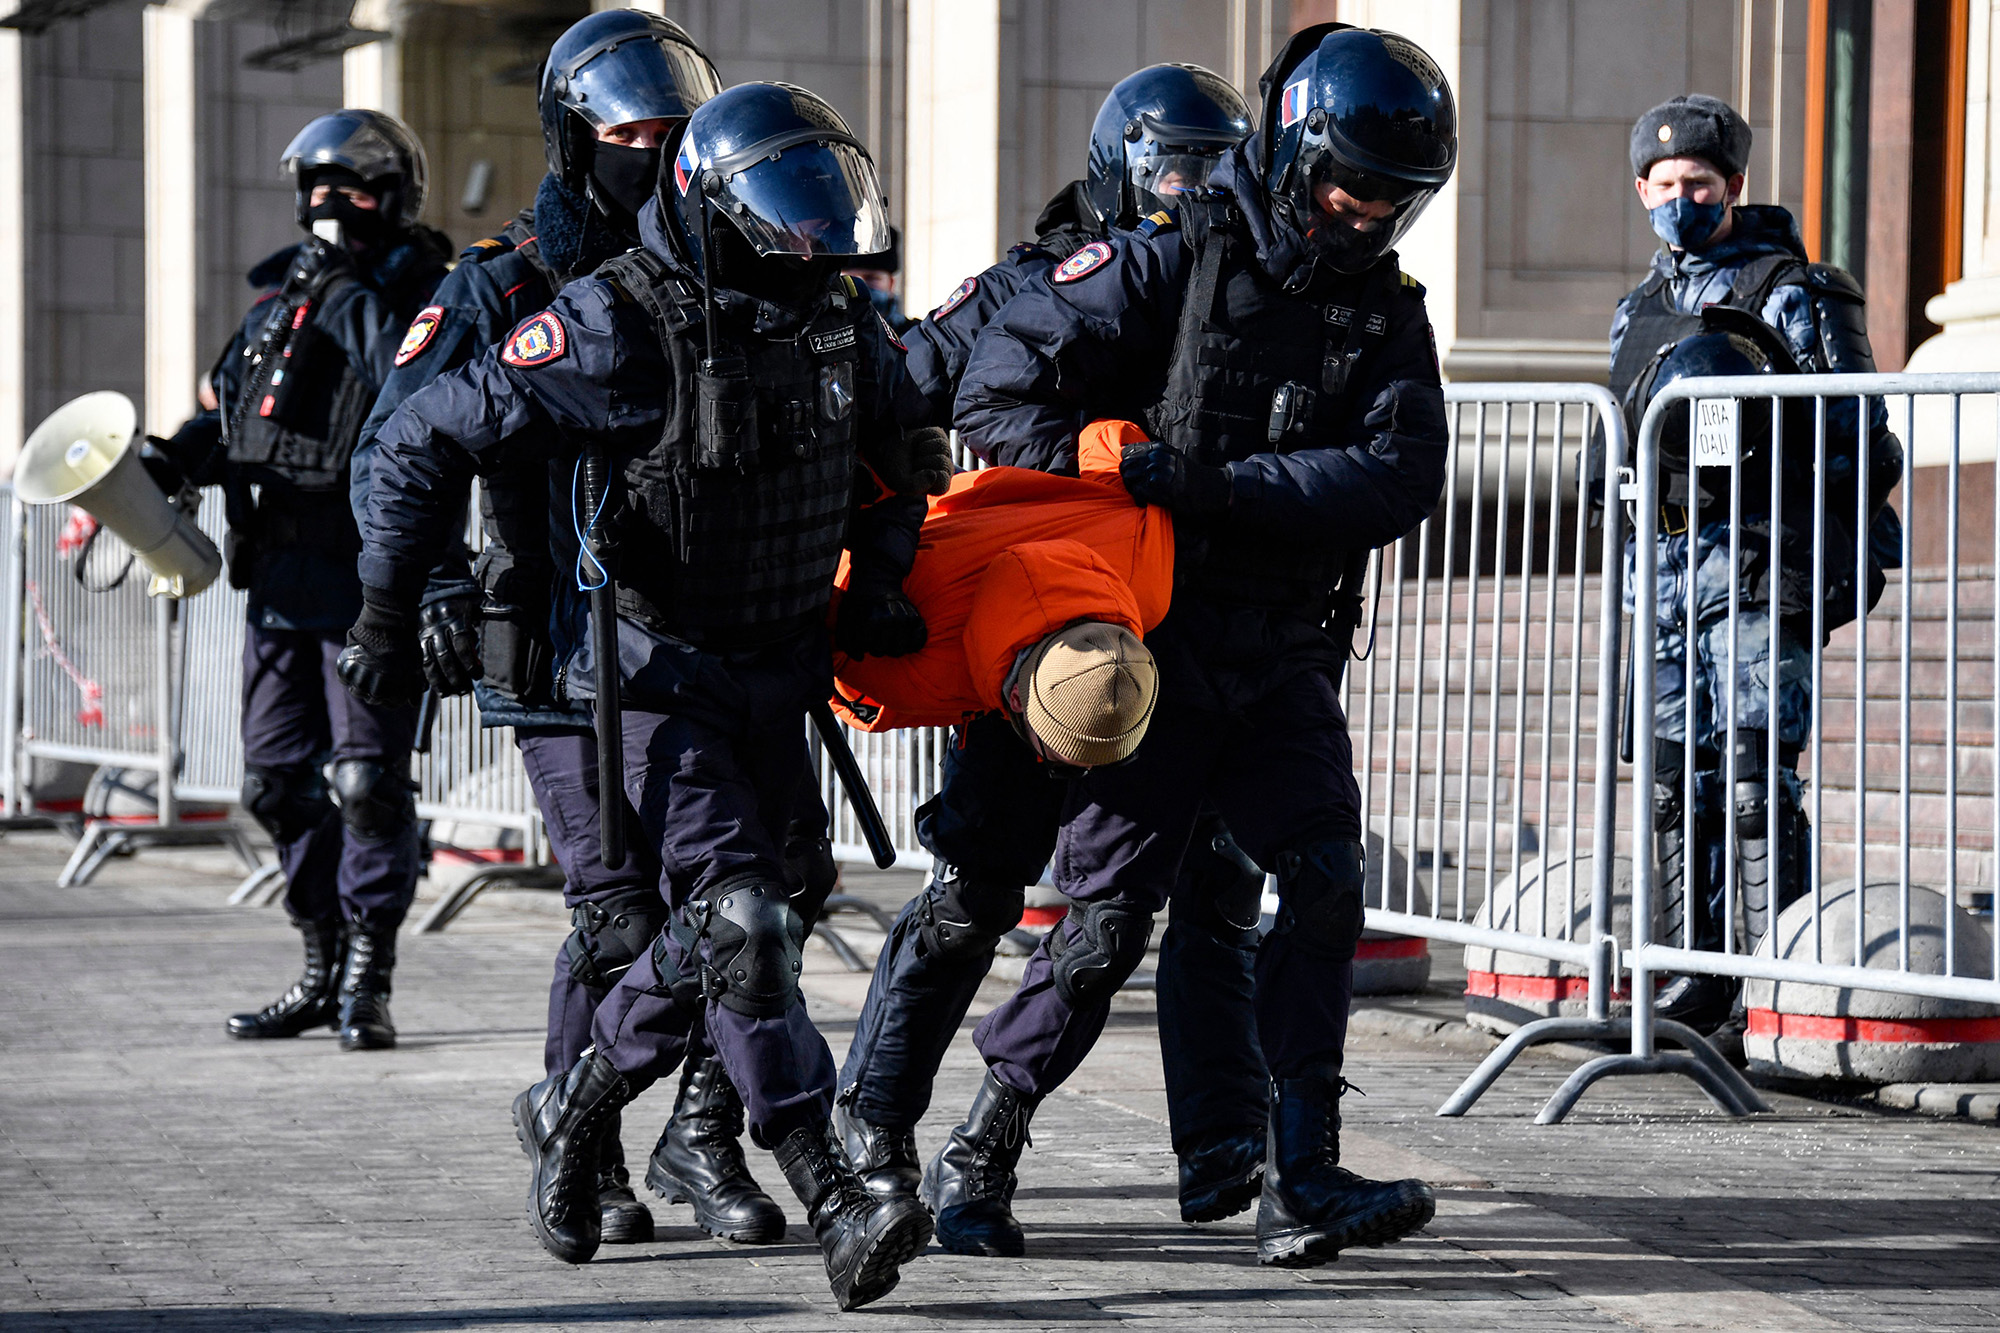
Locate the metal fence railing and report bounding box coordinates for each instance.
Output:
[1564,371,2000,1119]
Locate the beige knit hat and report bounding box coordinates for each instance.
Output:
[1018,621,1158,769]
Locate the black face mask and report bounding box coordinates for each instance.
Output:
[711,221,834,308]
[590,141,662,224]
[306,190,390,253]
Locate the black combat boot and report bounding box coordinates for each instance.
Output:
[774,1120,932,1311]
[835,1096,923,1202]
[596,1112,655,1244]
[227,917,345,1039]
[1178,1128,1266,1223]
[644,1055,787,1243]
[1256,1075,1434,1267]
[922,1071,1038,1257]
[336,924,397,1051]
[513,1052,633,1264]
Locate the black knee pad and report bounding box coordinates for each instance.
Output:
[562,886,668,991]
[1049,899,1155,1008]
[1270,837,1364,962]
[786,832,838,931]
[241,762,331,845]
[331,759,417,844]
[686,873,806,1019]
[916,863,1025,962]
[1173,818,1266,946]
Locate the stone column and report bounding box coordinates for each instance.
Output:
[0,26,23,473]
[1903,0,1998,464]
[142,3,198,439]
[902,0,998,315]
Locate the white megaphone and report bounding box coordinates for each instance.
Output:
[15,391,222,598]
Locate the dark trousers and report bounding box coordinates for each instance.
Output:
[973,658,1361,1098]
[839,713,1269,1149]
[518,725,665,1076]
[587,626,838,1146]
[242,625,419,933]
[839,714,1066,1128]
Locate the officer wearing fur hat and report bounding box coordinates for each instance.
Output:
[1612,94,1902,1034]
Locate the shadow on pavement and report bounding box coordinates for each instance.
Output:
[5,1303,791,1331]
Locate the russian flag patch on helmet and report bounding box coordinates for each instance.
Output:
[394,305,444,367]
[934,276,977,319]
[673,137,699,195]
[1052,241,1114,285]
[500,311,566,368]
[1280,77,1310,129]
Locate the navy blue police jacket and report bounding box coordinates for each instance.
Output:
[170,232,450,633]
[901,180,1101,425]
[360,198,927,696]
[355,177,631,729]
[952,141,1448,709]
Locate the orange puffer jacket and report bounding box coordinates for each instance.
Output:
[831,419,1174,731]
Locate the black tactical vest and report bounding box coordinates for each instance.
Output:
[224,250,375,493]
[596,249,864,645]
[1148,199,1395,611]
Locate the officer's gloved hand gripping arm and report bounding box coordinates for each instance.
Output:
[954,235,1183,475]
[839,346,940,661]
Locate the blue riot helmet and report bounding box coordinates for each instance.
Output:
[539,9,720,219]
[670,83,892,273]
[1082,63,1253,230]
[1627,319,1795,497]
[281,109,428,230]
[1260,24,1456,272]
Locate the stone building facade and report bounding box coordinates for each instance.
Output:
[0,0,1978,471]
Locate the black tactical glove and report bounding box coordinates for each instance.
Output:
[338,588,427,708]
[417,592,483,697]
[873,426,956,497]
[836,587,928,659]
[1120,442,1232,515]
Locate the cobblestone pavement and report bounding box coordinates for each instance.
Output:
[3,836,1997,1331]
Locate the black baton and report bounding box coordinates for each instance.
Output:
[581,446,626,871]
[810,701,896,870]
[1325,548,1374,693]
[414,688,439,755]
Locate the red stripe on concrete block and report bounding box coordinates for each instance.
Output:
[1356,936,1429,960]
[1746,1009,2000,1044]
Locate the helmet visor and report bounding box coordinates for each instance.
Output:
[1296,148,1439,272]
[563,35,721,129]
[713,140,890,257]
[1128,148,1222,204]
[281,112,411,184]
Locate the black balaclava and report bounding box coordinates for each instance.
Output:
[588,140,663,225]
[711,220,834,309]
[304,167,393,252]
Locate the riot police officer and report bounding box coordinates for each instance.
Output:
[834,61,1275,1231]
[344,84,937,1311]
[353,9,752,1252]
[933,24,1450,1267]
[1613,95,1902,1032]
[158,110,450,1053]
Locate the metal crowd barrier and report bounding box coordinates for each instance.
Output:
[1571,371,2000,1120]
[1327,385,1759,1121]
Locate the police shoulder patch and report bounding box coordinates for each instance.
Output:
[1052,240,1115,285]
[500,311,567,369]
[394,305,446,367]
[934,276,977,320]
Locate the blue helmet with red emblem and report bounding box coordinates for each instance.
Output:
[538,10,720,222]
[1082,63,1252,230]
[668,82,891,274]
[1260,24,1456,272]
